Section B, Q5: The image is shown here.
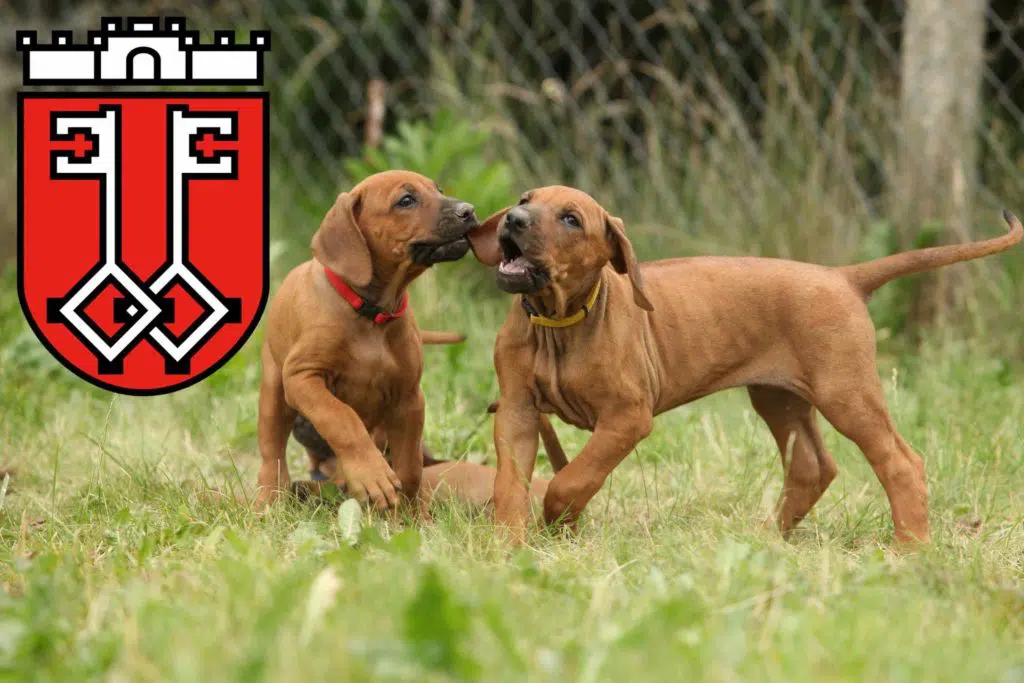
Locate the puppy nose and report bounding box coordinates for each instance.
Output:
[505,207,529,232]
[454,202,475,221]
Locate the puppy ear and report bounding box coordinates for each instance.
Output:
[311,191,373,287]
[606,214,654,311]
[466,207,510,267]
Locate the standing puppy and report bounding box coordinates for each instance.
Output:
[256,170,478,510]
[468,186,1021,545]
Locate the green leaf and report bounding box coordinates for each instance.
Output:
[337,498,363,547]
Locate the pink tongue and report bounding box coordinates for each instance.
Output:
[499,257,530,275]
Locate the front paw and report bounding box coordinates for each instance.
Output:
[338,453,402,512]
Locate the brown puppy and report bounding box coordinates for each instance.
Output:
[468,186,1022,545]
[256,170,478,510]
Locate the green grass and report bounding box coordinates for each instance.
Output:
[1,249,1023,682]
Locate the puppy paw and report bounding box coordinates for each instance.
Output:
[338,454,402,512]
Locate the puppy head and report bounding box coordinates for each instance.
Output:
[467,186,653,311]
[312,170,479,287]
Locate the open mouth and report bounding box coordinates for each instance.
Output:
[497,235,548,292]
[410,236,471,265]
[498,236,532,276]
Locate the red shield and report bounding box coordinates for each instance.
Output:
[18,92,268,395]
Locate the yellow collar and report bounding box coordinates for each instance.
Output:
[523,280,602,328]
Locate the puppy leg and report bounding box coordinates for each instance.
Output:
[256,343,296,506]
[283,367,401,512]
[493,396,541,542]
[748,386,838,534]
[543,409,653,528]
[382,390,427,518]
[816,379,929,545]
[292,414,335,479]
[490,401,568,472]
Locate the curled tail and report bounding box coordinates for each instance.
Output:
[839,209,1022,298]
[420,330,466,345]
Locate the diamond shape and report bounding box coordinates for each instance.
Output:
[79,281,128,342]
[154,279,215,344]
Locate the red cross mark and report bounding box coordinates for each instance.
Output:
[52,132,94,158]
[194,132,236,158]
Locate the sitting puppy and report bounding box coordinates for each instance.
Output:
[468,186,1021,545]
[255,170,479,511]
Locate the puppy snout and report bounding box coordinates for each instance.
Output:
[454,202,476,222]
[504,207,530,233]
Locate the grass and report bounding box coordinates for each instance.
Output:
[1,243,1023,682]
[1,3,1022,677]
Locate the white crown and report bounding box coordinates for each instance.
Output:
[16,17,269,86]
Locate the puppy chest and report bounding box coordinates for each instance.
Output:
[329,346,418,415]
[531,363,596,430]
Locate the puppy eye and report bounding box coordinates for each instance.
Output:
[561,213,581,229]
[396,194,417,208]
[517,197,529,206]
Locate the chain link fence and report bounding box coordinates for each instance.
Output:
[3,1,1023,267]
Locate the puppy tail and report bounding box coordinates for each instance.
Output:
[420,330,466,345]
[487,401,569,473]
[839,209,1022,298]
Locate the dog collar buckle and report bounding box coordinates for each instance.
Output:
[324,266,408,325]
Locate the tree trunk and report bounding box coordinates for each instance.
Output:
[897,0,987,333]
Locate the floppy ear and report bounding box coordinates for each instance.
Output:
[311,191,373,288]
[466,207,510,267]
[606,214,654,311]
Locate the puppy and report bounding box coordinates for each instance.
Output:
[468,186,1021,545]
[255,170,478,511]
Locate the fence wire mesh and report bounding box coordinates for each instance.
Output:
[3,1,1023,265]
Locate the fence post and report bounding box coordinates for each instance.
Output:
[897,0,987,332]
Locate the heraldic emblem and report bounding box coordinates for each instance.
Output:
[16,17,270,395]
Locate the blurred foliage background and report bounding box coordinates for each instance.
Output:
[1,0,1023,359]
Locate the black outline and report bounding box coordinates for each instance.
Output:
[15,30,35,49]
[113,295,174,324]
[127,17,158,32]
[50,128,99,165]
[17,17,270,87]
[125,46,161,80]
[98,357,124,375]
[18,91,270,396]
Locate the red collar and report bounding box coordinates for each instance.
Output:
[323,266,408,325]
